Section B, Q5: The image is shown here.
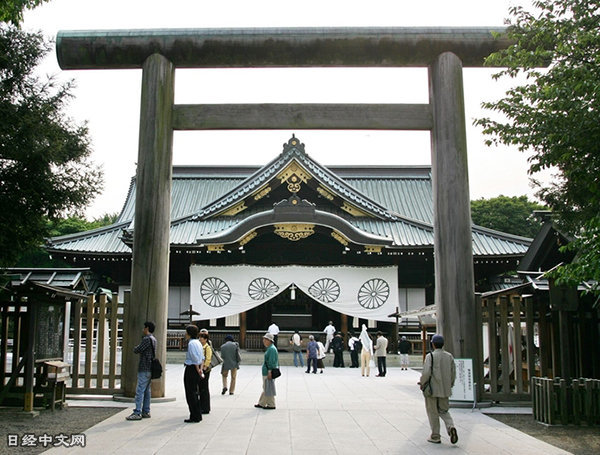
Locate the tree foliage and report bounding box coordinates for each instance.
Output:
[0,25,103,267]
[476,0,600,293]
[471,195,545,238]
[15,213,118,267]
[0,0,49,26]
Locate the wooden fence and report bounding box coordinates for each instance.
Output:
[68,293,122,395]
[533,377,600,425]
[481,293,540,401]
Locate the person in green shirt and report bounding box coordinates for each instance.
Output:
[254,333,279,410]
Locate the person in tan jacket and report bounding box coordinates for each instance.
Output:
[418,334,458,445]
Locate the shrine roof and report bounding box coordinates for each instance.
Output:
[46,137,531,258]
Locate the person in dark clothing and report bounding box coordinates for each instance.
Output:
[126,321,157,421]
[199,332,212,414]
[399,336,412,370]
[183,325,204,423]
[332,332,345,367]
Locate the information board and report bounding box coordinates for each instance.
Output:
[35,303,65,361]
[450,358,474,401]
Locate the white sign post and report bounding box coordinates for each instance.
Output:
[451,358,474,402]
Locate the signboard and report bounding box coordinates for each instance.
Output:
[451,358,474,402]
[35,303,66,361]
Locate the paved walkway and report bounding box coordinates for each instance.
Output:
[48,364,570,455]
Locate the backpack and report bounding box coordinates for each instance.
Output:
[354,339,362,352]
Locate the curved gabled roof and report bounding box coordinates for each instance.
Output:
[196,136,399,221]
[47,136,532,258]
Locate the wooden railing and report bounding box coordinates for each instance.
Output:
[533,377,600,425]
[68,294,122,395]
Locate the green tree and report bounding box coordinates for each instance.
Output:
[471,195,545,238]
[0,1,49,26]
[15,213,118,267]
[0,23,103,267]
[476,0,600,293]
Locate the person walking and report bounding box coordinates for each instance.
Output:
[267,322,280,347]
[254,333,279,410]
[418,334,458,445]
[305,335,318,374]
[126,321,157,421]
[399,336,411,370]
[323,321,336,353]
[220,335,241,395]
[316,336,326,373]
[332,332,345,367]
[374,331,388,377]
[198,332,212,414]
[359,324,373,377]
[290,331,304,368]
[183,325,204,423]
[348,332,361,368]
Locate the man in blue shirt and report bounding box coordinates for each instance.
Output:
[305,335,319,374]
[127,321,157,421]
[183,325,205,423]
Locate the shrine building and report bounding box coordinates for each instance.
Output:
[46,136,531,344]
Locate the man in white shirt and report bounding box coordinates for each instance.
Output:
[323,321,336,353]
[268,322,280,347]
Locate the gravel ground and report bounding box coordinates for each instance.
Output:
[489,414,600,455]
[0,407,122,454]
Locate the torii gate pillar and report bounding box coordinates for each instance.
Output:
[121,54,174,397]
[429,52,478,363]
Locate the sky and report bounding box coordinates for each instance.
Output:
[20,0,547,219]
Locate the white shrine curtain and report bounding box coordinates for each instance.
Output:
[190,265,399,322]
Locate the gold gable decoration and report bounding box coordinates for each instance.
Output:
[274,224,315,242]
[364,245,382,253]
[207,244,225,252]
[317,185,335,201]
[276,161,312,193]
[239,231,258,246]
[341,202,370,217]
[331,230,349,246]
[220,201,247,216]
[253,185,271,201]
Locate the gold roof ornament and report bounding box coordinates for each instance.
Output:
[274,223,315,241]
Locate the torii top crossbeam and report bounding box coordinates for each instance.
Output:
[56,27,509,69]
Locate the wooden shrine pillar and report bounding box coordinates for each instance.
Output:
[240,312,247,349]
[122,53,175,398]
[341,314,348,345]
[429,52,479,385]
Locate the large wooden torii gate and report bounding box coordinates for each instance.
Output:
[56,27,510,399]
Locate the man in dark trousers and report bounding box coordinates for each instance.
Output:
[332,332,345,367]
[348,332,361,368]
[126,321,157,421]
[183,325,204,423]
[418,334,458,445]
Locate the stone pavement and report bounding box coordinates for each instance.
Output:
[47,364,570,455]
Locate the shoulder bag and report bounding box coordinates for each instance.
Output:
[209,343,223,369]
[150,338,163,380]
[270,367,281,379]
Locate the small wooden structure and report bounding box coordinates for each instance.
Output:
[0,277,79,410]
[0,269,123,406]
